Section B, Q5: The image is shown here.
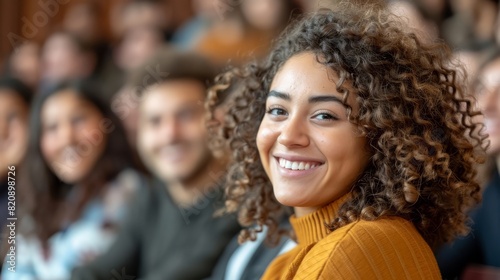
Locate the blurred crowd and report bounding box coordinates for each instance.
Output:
[0,0,499,279]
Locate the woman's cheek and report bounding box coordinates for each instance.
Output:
[256,121,279,175]
[256,121,277,155]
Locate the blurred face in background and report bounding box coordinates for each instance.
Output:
[9,42,40,89]
[63,3,100,44]
[112,1,171,39]
[40,90,107,184]
[115,27,163,71]
[476,57,500,156]
[0,90,29,172]
[241,0,287,31]
[387,1,438,43]
[41,33,96,82]
[137,80,212,183]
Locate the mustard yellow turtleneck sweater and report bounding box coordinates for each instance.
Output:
[261,195,441,279]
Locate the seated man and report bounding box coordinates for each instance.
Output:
[72,47,240,280]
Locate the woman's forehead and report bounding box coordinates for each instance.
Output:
[269,52,358,109]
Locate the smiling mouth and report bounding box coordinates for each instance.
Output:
[276,157,324,171]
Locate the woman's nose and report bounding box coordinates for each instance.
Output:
[277,115,310,148]
[59,122,78,147]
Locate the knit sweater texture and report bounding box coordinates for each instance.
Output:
[261,194,441,280]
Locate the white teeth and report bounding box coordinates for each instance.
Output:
[298,162,305,170]
[278,158,320,171]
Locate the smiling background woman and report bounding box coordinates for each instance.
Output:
[207,3,487,279]
[2,81,142,280]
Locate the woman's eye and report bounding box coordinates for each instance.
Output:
[267,108,287,116]
[314,113,337,121]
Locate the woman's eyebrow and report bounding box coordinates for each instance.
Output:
[268,90,347,108]
[267,90,291,100]
[308,95,346,107]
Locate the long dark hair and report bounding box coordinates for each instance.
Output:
[20,80,136,244]
[0,76,33,105]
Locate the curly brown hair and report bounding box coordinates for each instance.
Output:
[207,4,487,248]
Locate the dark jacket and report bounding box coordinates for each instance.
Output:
[436,171,500,279]
[72,177,241,280]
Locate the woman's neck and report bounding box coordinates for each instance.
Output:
[293,206,320,218]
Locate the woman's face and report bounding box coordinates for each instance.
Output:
[0,90,29,171]
[257,52,371,217]
[40,90,107,184]
[476,57,500,156]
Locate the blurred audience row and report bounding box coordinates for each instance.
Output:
[0,0,499,279]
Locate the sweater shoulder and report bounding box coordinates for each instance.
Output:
[330,216,422,243]
[297,217,441,279]
[313,217,423,251]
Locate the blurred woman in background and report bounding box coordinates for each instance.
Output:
[437,48,500,279]
[3,43,41,91]
[0,77,32,231]
[2,80,142,280]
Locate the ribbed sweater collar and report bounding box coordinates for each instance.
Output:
[290,193,351,246]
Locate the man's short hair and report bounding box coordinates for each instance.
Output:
[130,46,217,95]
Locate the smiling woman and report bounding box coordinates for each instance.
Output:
[257,52,370,218]
[40,88,108,184]
[3,80,142,280]
[207,2,487,279]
